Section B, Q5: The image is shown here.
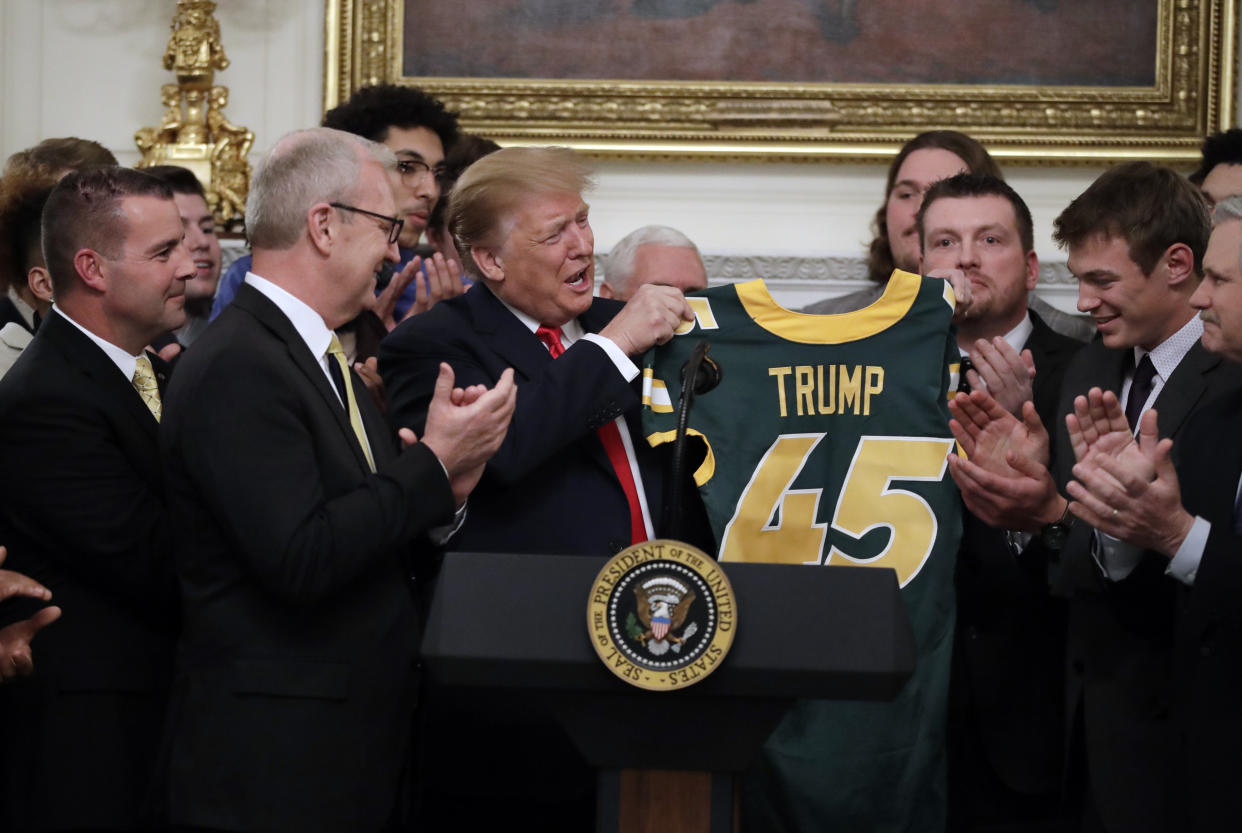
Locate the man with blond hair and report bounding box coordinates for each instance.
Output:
[380,145,708,830]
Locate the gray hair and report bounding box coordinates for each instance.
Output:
[245,127,396,250]
[605,224,700,293]
[1214,196,1242,270]
[1213,195,1242,226]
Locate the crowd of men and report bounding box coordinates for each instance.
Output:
[0,80,1240,833]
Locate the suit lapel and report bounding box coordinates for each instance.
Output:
[466,283,554,382]
[469,284,635,490]
[1154,340,1220,439]
[232,284,375,474]
[40,310,160,441]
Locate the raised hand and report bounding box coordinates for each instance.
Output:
[417,364,517,505]
[352,356,387,414]
[374,254,466,331]
[1066,408,1194,557]
[925,267,974,324]
[947,391,1062,531]
[1065,387,1134,465]
[968,337,1036,416]
[0,606,61,683]
[0,546,51,604]
[598,284,695,356]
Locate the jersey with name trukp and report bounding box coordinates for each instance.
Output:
[642,270,962,832]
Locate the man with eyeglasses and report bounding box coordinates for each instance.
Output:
[156,127,516,833]
[210,84,467,327]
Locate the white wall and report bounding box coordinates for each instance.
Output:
[0,0,1231,311]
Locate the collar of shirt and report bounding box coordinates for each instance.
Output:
[487,283,586,347]
[1133,314,1204,385]
[51,303,141,381]
[244,272,334,362]
[957,311,1035,358]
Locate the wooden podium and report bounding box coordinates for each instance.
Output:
[421,552,915,832]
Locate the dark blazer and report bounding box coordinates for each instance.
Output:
[950,310,1085,819]
[158,283,456,833]
[1164,387,1242,831]
[0,308,179,832]
[381,281,707,557]
[1045,335,1242,833]
[380,283,712,830]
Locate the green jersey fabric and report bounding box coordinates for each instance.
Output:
[642,271,962,832]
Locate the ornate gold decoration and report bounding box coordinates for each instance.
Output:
[136,1,254,228]
[324,0,1235,165]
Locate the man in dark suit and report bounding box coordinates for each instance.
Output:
[381,145,699,557]
[157,127,515,833]
[949,162,1242,833]
[0,166,192,831]
[917,173,1084,831]
[378,146,700,830]
[1062,198,1242,831]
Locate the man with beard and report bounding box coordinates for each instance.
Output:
[804,130,1092,341]
[918,173,1083,832]
[948,162,1242,832]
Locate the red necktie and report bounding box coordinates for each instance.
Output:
[535,325,648,545]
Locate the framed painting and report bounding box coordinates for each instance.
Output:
[324,0,1236,163]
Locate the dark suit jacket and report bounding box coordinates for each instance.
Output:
[1044,335,1242,832]
[379,283,712,830]
[951,311,1084,812]
[1164,387,1242,831]
[158,283,456,833]
[381,281,709,557]
[0,309,179,832]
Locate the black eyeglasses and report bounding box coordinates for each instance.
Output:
[329,202,404,245]
[395,158,449,184]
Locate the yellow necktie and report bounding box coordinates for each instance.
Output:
[327,335,376,472]
[132,354,162,422]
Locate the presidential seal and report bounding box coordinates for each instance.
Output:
[587,539,736,692]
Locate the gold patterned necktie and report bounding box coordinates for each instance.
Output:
[132,354,162,422]
[326,335,376,472]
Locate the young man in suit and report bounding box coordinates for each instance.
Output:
[917,173,1084,831]
[1062,198,1242,831]
[0,166,192,831]
[948,162,1242,832]
[157,127,514,833]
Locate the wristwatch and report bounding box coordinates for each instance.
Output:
[1039,501,1074,551]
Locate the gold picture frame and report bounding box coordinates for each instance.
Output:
[324,0,1236,164]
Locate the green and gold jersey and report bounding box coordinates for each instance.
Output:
[642,271,962,832]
